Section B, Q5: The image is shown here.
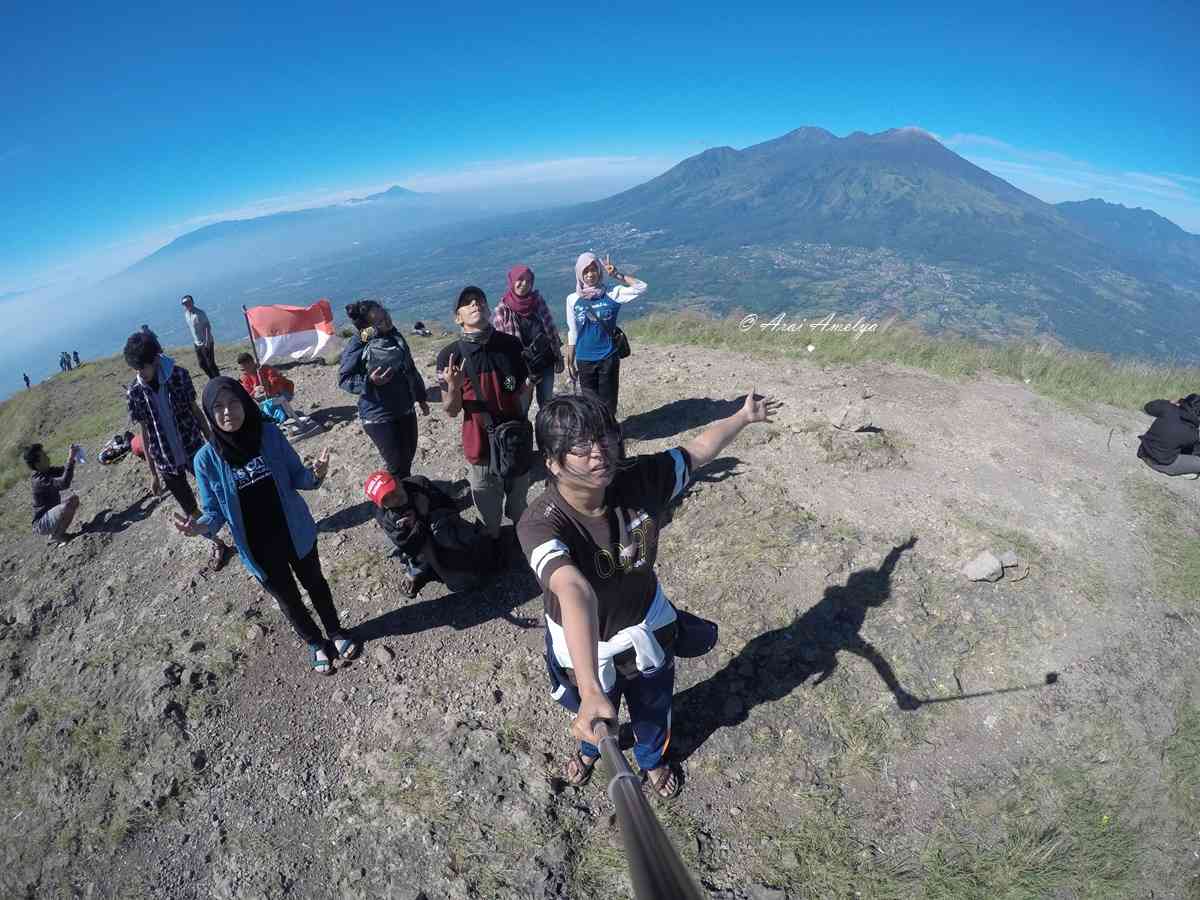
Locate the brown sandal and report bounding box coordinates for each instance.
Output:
[564,750,599,787]
[642,764,681,800]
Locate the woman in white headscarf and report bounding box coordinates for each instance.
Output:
[564,252,647,416]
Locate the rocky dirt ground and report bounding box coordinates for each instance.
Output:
[1,336,1198,899]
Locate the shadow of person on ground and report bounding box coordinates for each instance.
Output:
[310,405,358,428]
[81,494,161,534]
[316,501,376,533]
[671,537,919,763]
[351,567,542,641]
[622,397,744,442]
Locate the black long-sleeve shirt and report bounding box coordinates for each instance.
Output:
[1138,399,1200,465]
[31,459,75,523]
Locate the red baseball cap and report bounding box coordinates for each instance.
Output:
[364,470,398,507]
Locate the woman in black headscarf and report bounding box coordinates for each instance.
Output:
[174,377,359,674]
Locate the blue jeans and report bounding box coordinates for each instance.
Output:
[576,654,675,771]
[523,368,556,417]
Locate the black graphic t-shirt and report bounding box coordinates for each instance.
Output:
[232,455,289,561]
[518,448,692,640]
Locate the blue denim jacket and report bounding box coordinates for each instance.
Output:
[193,423,320,583]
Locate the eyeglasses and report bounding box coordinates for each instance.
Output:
[566,435,622,458]
[459,296,487,309]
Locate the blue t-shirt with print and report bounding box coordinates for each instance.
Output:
[573,294,621,363]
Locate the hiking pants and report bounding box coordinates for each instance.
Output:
[363,413,418,477]
[577,353,620,417]
[575,654,675,772]
[194,343,220,380]
[468,462,530,539]
[257,544,344,647]
[1142,453,1200,476]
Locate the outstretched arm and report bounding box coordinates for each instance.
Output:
[683,389,782,470]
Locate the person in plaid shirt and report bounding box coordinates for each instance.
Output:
[124,330,232,572]
[491,264,563,417]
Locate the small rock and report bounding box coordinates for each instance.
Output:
[372,645,395,665]
[963,551,1003,582]
[188,641,206,653]
[730,806,742,817]
[998,550,1021,568]
[749,887,786,900]
[245,624,267,641]
[191,750,208,771]
[333,690,348,704]
[780,849,799,869]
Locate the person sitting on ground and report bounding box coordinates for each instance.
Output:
[236,353,319,437]
[366,470,502,598]
[436,286,533,551]
[26,442,82,546]
[124,329,233,572]
[1138,394,1200,477]
[492,264,564,417]
[517,389,780,799]
[175,377,359,675]
[339,301,430,477]
[411,321,433,337]
[564,252,646,417]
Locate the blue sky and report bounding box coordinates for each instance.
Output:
[3,0,1198,297]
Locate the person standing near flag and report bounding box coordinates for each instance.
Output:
[124,329,233,573]
[182,294,221,379]
[175,377,359,675]
[339,300,430,477]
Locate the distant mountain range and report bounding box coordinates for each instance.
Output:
[75,127,1200,364]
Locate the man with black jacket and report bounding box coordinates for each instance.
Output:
[1138,394,1200,477]
[436,286,532,547]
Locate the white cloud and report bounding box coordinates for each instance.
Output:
[944,133,1200,232]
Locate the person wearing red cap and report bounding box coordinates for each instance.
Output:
[365,470,494,597]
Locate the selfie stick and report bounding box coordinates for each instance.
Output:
[592,720,704,900]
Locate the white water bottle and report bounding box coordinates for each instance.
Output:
[73,445,87,464]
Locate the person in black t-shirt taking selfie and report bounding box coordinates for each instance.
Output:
[518,389,780,798]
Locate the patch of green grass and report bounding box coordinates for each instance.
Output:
[958,515,1044,565]
[623,312,1200,413]
[1165,701,1200,822]
[745,795,919,899]
[1124,478,1200,605]
[922,767,1141,899]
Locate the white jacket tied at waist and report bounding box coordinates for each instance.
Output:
[546,584,677,693]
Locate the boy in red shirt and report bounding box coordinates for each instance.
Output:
[237,353,319,437]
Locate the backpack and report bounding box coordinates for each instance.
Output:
[426,508,502,592]
[513,310,557,374]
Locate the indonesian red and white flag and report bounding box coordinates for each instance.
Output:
[244,300,335,364]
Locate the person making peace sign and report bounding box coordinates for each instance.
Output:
[176,377,359,675]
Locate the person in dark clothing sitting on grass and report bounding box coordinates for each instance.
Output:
[26,442,82,546]
[1138,394,1200,478]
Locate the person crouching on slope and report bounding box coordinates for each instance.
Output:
[124,330,233,573]
[1138,394,1200,478]
[237,352,320,438]
[338,300,430,477]
[26,442,82,546]
[517,389,780,799]
[174,377,360,675]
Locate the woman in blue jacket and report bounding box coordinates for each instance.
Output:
[338,300,430,476]
[174,377,360,674]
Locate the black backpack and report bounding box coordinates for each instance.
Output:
[513,311,558,374]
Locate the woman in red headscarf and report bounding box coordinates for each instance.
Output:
[491,264,564,416]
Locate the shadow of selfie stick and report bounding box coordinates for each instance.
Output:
[593,721,704,900]
[917,672,1059,706]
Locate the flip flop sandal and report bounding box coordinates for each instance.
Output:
[564,750,599,787]
[309,644,332,676]
[641,764,682,800]
[209,542,232,573]
[332,636,360,661]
